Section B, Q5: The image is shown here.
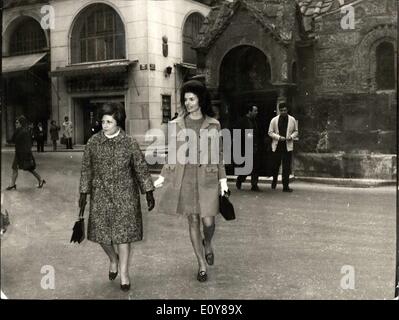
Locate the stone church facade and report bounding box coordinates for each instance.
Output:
[2,0,397,179]
[195,0,397,179]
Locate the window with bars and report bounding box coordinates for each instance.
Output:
[9,19,47,56]
[71,4,126,64]
[162,95,172,123]
[376,42,395,90]
[182,13,204,65]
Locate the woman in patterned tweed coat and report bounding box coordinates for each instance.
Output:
[79,103,155,292]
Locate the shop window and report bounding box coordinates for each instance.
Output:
[162,95,172,123]
[376,42,395,90]
[9,19,47,56]
[182,13,204,65]
[71,4,126,64]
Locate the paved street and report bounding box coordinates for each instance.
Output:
[1,150,396,300]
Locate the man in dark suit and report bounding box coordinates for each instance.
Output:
[236,105,262,191]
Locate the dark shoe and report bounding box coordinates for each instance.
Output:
[271,181,277,189]
[283,188,293,193]
[38,180,46,188]
[109,271,118,281]
[251,185,260,191]
[236,180,242,190]
[109,254,119,280]
[6,185,16,191]
[120,283,131,291]
[202,240,214,266]
[197,270,207,282]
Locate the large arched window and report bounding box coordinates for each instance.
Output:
[9,18,47,56]
[71,4,126,64]
[376,42,395,90]
[182,13,204,65]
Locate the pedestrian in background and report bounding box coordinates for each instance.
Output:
[6,116,46,190]
[49,120,60,151]
[78,103,155,292]
[62,116,73,149]
[34,122,45,152]
[235,105,261,191]
[90,120,102,135]
[268,102,298,192]
[154,80,229,282]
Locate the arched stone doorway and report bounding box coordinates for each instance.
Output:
[219,45,277,176]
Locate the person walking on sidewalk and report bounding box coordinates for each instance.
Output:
[154,80,229,283]
[34,122,45,152]
[78,103,155,292]
[62,116,73,149]
[6,116,46,191]
[235,105,261,191]
[49,120,60,151]
[268,103,298,192]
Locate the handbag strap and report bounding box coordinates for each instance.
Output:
[78,206,85,220]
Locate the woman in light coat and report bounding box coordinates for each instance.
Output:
[79,103,155,291]
[154,80,229,282]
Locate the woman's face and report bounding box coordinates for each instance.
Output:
[102,115,119,135]
[15,120,21,129]
[184,92,200,114]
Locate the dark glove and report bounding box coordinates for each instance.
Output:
[146,191,155,212]
[79,193,87,210]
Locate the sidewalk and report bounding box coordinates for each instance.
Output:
[1,145,395,188]
[1,144,86,153]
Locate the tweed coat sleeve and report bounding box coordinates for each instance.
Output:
[79,139,93,194]
[130,138,155,194]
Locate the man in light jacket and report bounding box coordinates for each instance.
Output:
[268,103,298,192]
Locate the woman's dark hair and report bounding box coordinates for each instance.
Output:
[51,120,56,125]
[99,103,126,128]
[16,115,28,128]
[180,80,214,117]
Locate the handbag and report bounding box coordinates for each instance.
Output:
[219,191,235,221]
[70,207,85,244]
[22,154,36,171]
[60,136,67,145]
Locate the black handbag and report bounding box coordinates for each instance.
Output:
[70,207,85,244]
[219,191,235,221]
[22,154,36,171]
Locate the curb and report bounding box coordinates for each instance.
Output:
[294,176,396,188]
[150,171,395,188]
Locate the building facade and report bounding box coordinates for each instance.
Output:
[194,0,397,179]
[2,0,397,179]
[2,0,211,145]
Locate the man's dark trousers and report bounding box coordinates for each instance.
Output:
[272,148,292,190]
[237,149,261,187]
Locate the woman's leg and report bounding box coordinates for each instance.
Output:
[202,217,215,263]
[53,140,57,151]
[188,215,207,273]
[100,244,119,274]
[28,170,42,184]
[117,243,131,285]
[10,169,18,186]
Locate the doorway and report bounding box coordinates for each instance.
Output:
[74,96,125,144]
[219,45,277,176]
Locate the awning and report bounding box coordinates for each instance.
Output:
[174,62,197,69]
[2,52,48,74]
[50,60,138,77]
